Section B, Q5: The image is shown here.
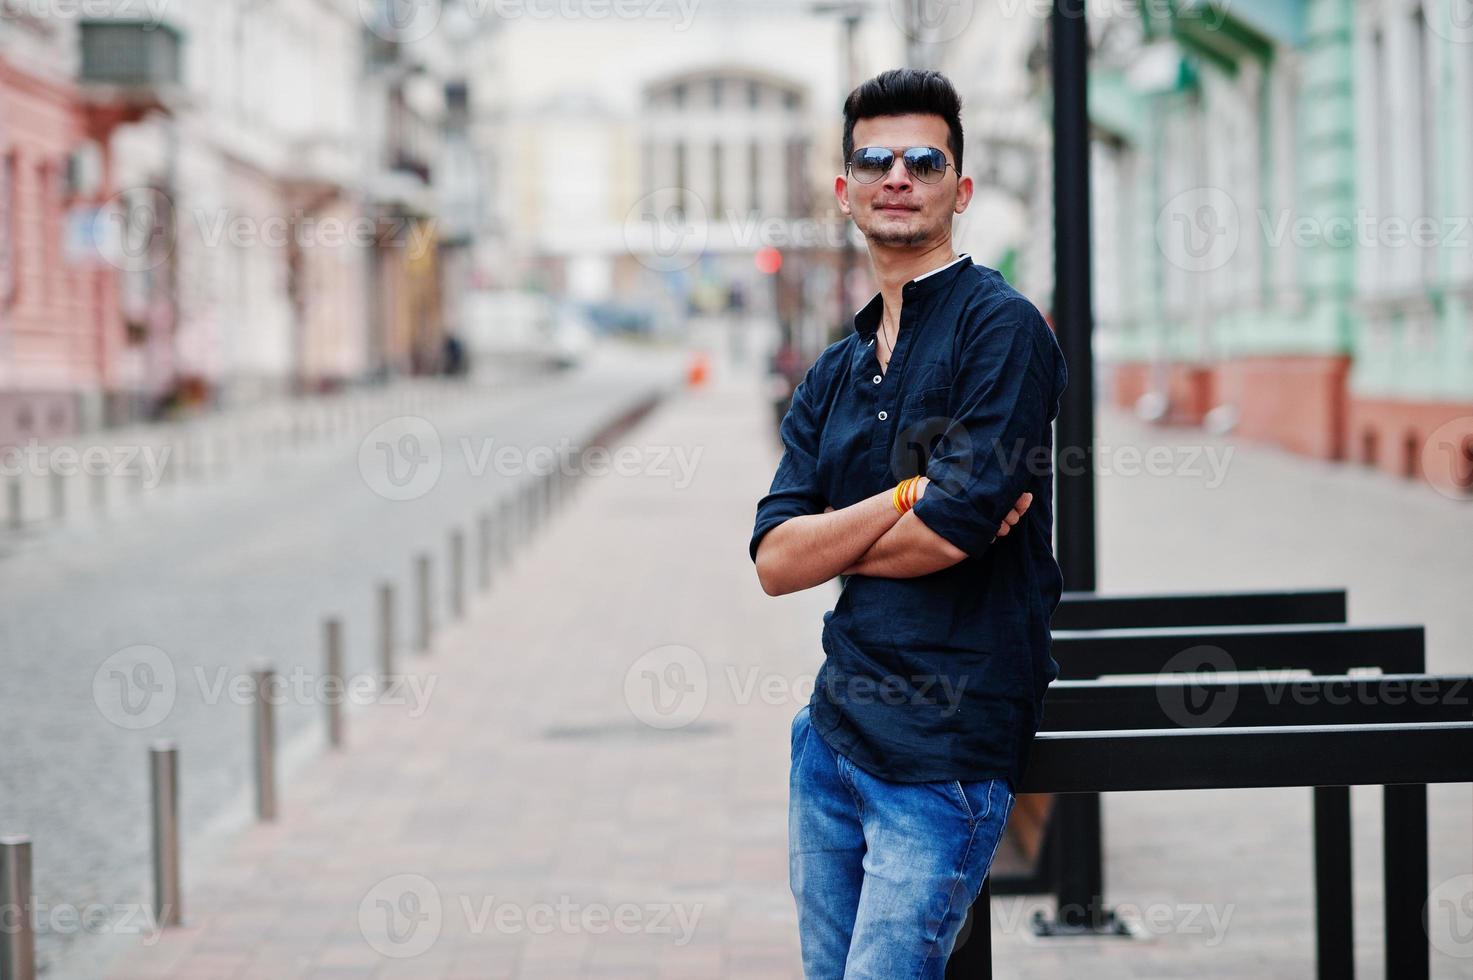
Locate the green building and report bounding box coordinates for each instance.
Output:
[1084,0,1472,496]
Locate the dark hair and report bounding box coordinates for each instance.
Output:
[842,68,964,174]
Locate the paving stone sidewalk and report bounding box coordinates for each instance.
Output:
[98,370,1473,979]
[102,373,828,980]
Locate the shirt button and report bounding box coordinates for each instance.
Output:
[872,374,881,384]
[877,410,888,421]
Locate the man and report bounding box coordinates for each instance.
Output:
[748,68,1069,979]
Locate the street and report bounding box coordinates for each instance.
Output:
[0,342,685,974]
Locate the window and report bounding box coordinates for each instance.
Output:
[1372,26,1391,293]
[785,137,808,215]
[641,139,654,209]
[38,161,55,303]
[711,140,723,216]
[1413,4,1435,285]
[1,152,16,307]
[749,140,761,215]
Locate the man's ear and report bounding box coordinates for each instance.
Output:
[954,174,974,214]
[834,175,852,217]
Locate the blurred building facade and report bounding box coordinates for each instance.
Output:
[941,0,1473,495]
[0,0,491,444]
[1087,0,1471,494]
[470,4,908,364]
[933,4,1053,306]
[0,10,176,442]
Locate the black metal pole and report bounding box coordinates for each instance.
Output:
[1312,786,1354,980]
[1383,783,1430,980]
[1051,3,1096,585]
[1049,0,1106,935]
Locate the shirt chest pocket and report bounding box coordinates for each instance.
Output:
[891,385,953,479]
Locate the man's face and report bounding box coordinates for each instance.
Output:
[837,114,971,248]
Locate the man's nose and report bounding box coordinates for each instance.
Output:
[882,158,912,189]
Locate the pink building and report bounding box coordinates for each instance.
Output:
[0,19,173,447]
[0,53,109,445]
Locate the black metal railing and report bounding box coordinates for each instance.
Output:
[949,676,1473,980]
[996,589,1356,917]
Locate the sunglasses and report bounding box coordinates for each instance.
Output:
[845,146,957,185]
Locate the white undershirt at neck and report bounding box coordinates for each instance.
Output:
[911,253,970,282]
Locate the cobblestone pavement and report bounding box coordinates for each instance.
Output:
[91,364,1472,978]
[1,343,684,975]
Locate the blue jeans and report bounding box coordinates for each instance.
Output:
[788,703,1015,979]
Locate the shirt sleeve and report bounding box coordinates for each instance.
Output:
[910,296,1064,559]
[749,363,828,564]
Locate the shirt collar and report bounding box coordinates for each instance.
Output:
[852,253,972,340]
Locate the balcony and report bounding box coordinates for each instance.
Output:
[77,20,186,124]
[79,21,182,88]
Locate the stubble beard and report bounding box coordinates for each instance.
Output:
[859,208,945,248]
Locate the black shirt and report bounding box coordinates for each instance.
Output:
[749,256,1069,787]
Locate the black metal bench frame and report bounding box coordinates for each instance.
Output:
[949,677,1472,980]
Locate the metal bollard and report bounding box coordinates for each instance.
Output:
[449,529,465,621]
[91,467,107,513]
[378,582,395,689]
[523,482,537,541]
[498,497,514,564]
[324,618,344,749]
[252,667,278,821]
[477,512,492,592]
[6,477,21,532]
[180,433,199,482]
[162,438,179,486]
[48,466,64,523]
[415,554,433,654]
[0,835,36,980]
[150,742,182,927]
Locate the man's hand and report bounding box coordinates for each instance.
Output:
[831,482,1036,580]
[996,490,1033,538]
[827,483,1033,538]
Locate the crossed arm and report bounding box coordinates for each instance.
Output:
[753,481,1033,597]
